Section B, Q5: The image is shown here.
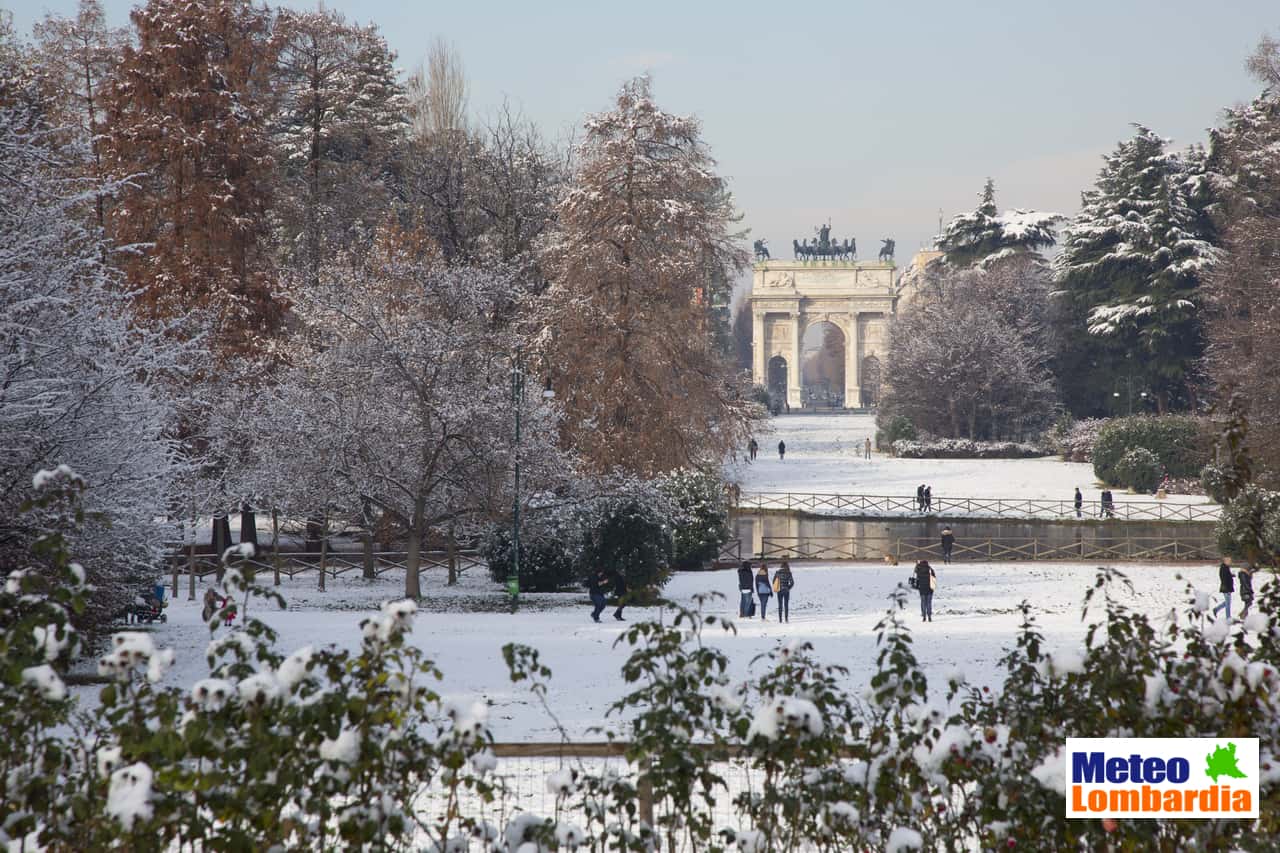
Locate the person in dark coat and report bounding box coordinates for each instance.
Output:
[916,484,925,512]
[940,526,955,564]
[1239,563,1255,618]
[773,559,795,623]
[778,440,786,460]
[737,560,754,617]
[755,564,773,620]
[914,560,937,622]
[588,568,609,623]
[1074,487,1083,519]
[924,485,933,512]
[748,438,758,461]
[1213,556,1234,620]
[612,572,628,621]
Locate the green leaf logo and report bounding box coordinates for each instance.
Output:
[1205,742,1248,783]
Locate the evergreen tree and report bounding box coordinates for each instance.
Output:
[935,178,1062,268]
[101,0,282,358]
[272,9,406,285]
[1055,125,1218,414]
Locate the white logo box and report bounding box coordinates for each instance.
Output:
[1065,737,1259,819]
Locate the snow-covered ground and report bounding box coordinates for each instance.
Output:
[732,413,1214,510]
[109,560,1248,741]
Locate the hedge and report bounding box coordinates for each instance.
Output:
[1092,415,1209,486]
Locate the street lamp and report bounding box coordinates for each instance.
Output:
[510,348,525,611]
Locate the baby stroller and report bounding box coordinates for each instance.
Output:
[125,584,168,624]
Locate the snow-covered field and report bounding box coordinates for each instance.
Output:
[111,559,1248,740]
[732,413,1213,510]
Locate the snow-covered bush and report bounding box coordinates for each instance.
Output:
[1093,415,1209,486]
[483,523,580,592]
[1216,485,1280,567]
[1115,446,1163,493]
[575,484,676,596]
[875,414,917,449]
[890,439,1048,459]
[658,468,730,570]
[1049,417,1107,462]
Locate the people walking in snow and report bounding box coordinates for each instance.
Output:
[737,560,754,617]
[1239,562,1255,619]
[940,526,955,564]
[864,437,872,460]
[755,564,773,620]
[588,568,609,623]
[778,440,786,461]
[924,485,933,512]
[612,572,628,621]
[1212,556,1234,620]
[1099,489,1115,519]
[914,559,937,622]
[916,484,925,512]
[1074,487,1083,519]
[748,438,758,461]
[773,559,795,623]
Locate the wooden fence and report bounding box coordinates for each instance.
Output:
[734,491,1221,522]
[719,534,1218,564]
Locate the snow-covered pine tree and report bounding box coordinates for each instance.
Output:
[537,76,754,475]
[272,9,406,286]
[1055,125,1218,413]
[934,177,1062,269]
[101,0,282,358]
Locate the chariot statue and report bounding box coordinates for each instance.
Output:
[792,223,856,262]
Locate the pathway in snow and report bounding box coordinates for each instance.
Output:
[730,413,1213,511]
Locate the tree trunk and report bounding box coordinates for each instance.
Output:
[405,494,425,599]
[305,516,323,553]
[363,532,376,580]
[213,513,232,583]
[271,508,281,586]
[187,513,197,602]
[447,529,458,586]
[318,514,328,592]
[239,503,259,549]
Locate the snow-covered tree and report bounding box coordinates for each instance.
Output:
[1055,126,1218,414]
[271,9,406,285]
[101,0,282,357]
[879,263,1058,440]
[537,76,754,475]
[247,249,569,598]
[935,178,1062,269]
[30,0,128,230]
[0,98,191,632]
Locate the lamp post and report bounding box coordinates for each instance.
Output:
[510,348,524,611]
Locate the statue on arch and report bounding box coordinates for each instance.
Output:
[753,238,770,260]
[878,238,896,262]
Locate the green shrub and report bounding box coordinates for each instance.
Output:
[483,527,578,592]
[1092,415,1207,485]
[577,496,674,596]
[1200,463,1232,504]
[1115,447,1162,492]
[1216,485,1280,566]
[659,468,730,570]
[876,414,917,449]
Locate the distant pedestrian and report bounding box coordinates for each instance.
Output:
[940,526,955,564]
[737,560,754,617]
[748,438,758,461]
[201,586,221,624]
[588,568,609,623]
[1213,556,1234,620]
[864,437,872,460]
[612,572,628,621]
[730,482,741,506]
[914,560,937,622]
[1239,563,1255,618]
[1073,488,1083,519]
[778,440,786,461]
[1099,489,1115,519]
[916,484,925,512]
[784,400,791,414]
[773,559,795,623]
[755,564,773,620]
[924,485,933,512]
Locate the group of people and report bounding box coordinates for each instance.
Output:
[1212,555,1256,621]
[915,484,934,512]
[744,438,788,462]
[737,560,796,622]
[1073,487,1118,518]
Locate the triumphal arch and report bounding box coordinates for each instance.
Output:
[749,244,896,410]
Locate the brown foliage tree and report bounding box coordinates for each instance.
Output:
[101,0,282,357]
[537,77,753,475]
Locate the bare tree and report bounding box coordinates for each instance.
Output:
[407,36,468,140]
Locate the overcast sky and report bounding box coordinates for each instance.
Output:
[8,0,1275,263]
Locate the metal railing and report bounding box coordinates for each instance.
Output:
[735,492,1221,522]
[720,535,1218,563]
[170,549,484,581]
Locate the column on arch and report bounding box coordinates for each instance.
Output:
[789,310,802,409]
[752,306,766,387]
[845,310,861,409]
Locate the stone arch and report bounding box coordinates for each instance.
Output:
[860,354,882,408]
[801,320,846,408]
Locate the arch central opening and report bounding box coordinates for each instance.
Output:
[801,321,845,409]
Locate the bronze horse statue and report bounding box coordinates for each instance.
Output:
[753,239,770,260]
[878,238,895,262]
